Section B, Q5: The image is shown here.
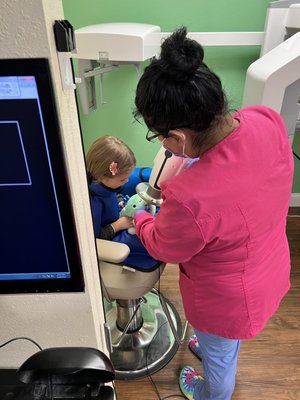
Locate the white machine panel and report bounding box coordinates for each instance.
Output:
[261,0,300,55]
[243,32,300,143]
[74,23,161,63]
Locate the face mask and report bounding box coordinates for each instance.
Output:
[162,137,189,158]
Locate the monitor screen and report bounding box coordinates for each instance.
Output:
[0,58,84,293]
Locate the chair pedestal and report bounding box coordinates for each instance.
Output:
[116,299,143,332]
[105,290,182,380]
[97,244,182,380]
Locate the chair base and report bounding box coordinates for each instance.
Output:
[104,290,182,380]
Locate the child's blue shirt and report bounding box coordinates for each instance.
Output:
[89,180,160,270]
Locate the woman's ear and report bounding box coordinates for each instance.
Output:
[169,129,186,143]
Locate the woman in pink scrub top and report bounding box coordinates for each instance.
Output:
[133,27,294,400]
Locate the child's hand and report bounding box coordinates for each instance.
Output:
[111,216,134,232]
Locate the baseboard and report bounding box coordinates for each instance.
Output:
[290,193,300,207]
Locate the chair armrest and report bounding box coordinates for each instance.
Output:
[96,239,130,263]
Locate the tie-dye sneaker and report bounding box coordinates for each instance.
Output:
[188,334,203,361]
[179,366,204,400]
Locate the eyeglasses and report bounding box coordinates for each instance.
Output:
[146,130,169,143]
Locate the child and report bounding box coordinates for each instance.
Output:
[86,135,160,270]
[86,135,135,239]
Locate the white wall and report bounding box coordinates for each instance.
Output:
[0,0,106,367]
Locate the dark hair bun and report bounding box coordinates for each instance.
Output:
[160,26,204,81]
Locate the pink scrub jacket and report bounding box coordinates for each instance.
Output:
[135,106,294,339]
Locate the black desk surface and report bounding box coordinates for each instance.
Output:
[0,369,31,400]
[0,369,114,400]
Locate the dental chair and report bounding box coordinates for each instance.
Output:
[95,148,187,380]
[96,239,182,380]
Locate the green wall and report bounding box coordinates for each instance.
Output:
[62,0,299,192]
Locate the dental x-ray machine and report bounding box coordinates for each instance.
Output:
[73,22,161,114]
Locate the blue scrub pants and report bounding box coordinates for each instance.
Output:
[193,329,241,400]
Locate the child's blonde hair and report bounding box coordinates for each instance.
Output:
[86,135,136,180]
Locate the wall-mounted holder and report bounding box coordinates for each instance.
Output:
[53,20,81,90]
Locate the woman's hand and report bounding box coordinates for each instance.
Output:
[111,216,134,233]
[133,205,150,217]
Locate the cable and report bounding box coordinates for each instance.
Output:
[0,336,42,351]
[287,214,300,217]
[112,380,118,400]
[144,277,186,400]
[293,151,300,161]
[145,320,173,400]
[145,275,166,399]
[112,267,185,399]
[146,316,185,400]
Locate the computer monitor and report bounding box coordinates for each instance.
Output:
[0,58,84,293]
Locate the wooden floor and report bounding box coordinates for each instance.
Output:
[114,208,300,400]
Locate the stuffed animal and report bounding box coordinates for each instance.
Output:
[120,192,156,234]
